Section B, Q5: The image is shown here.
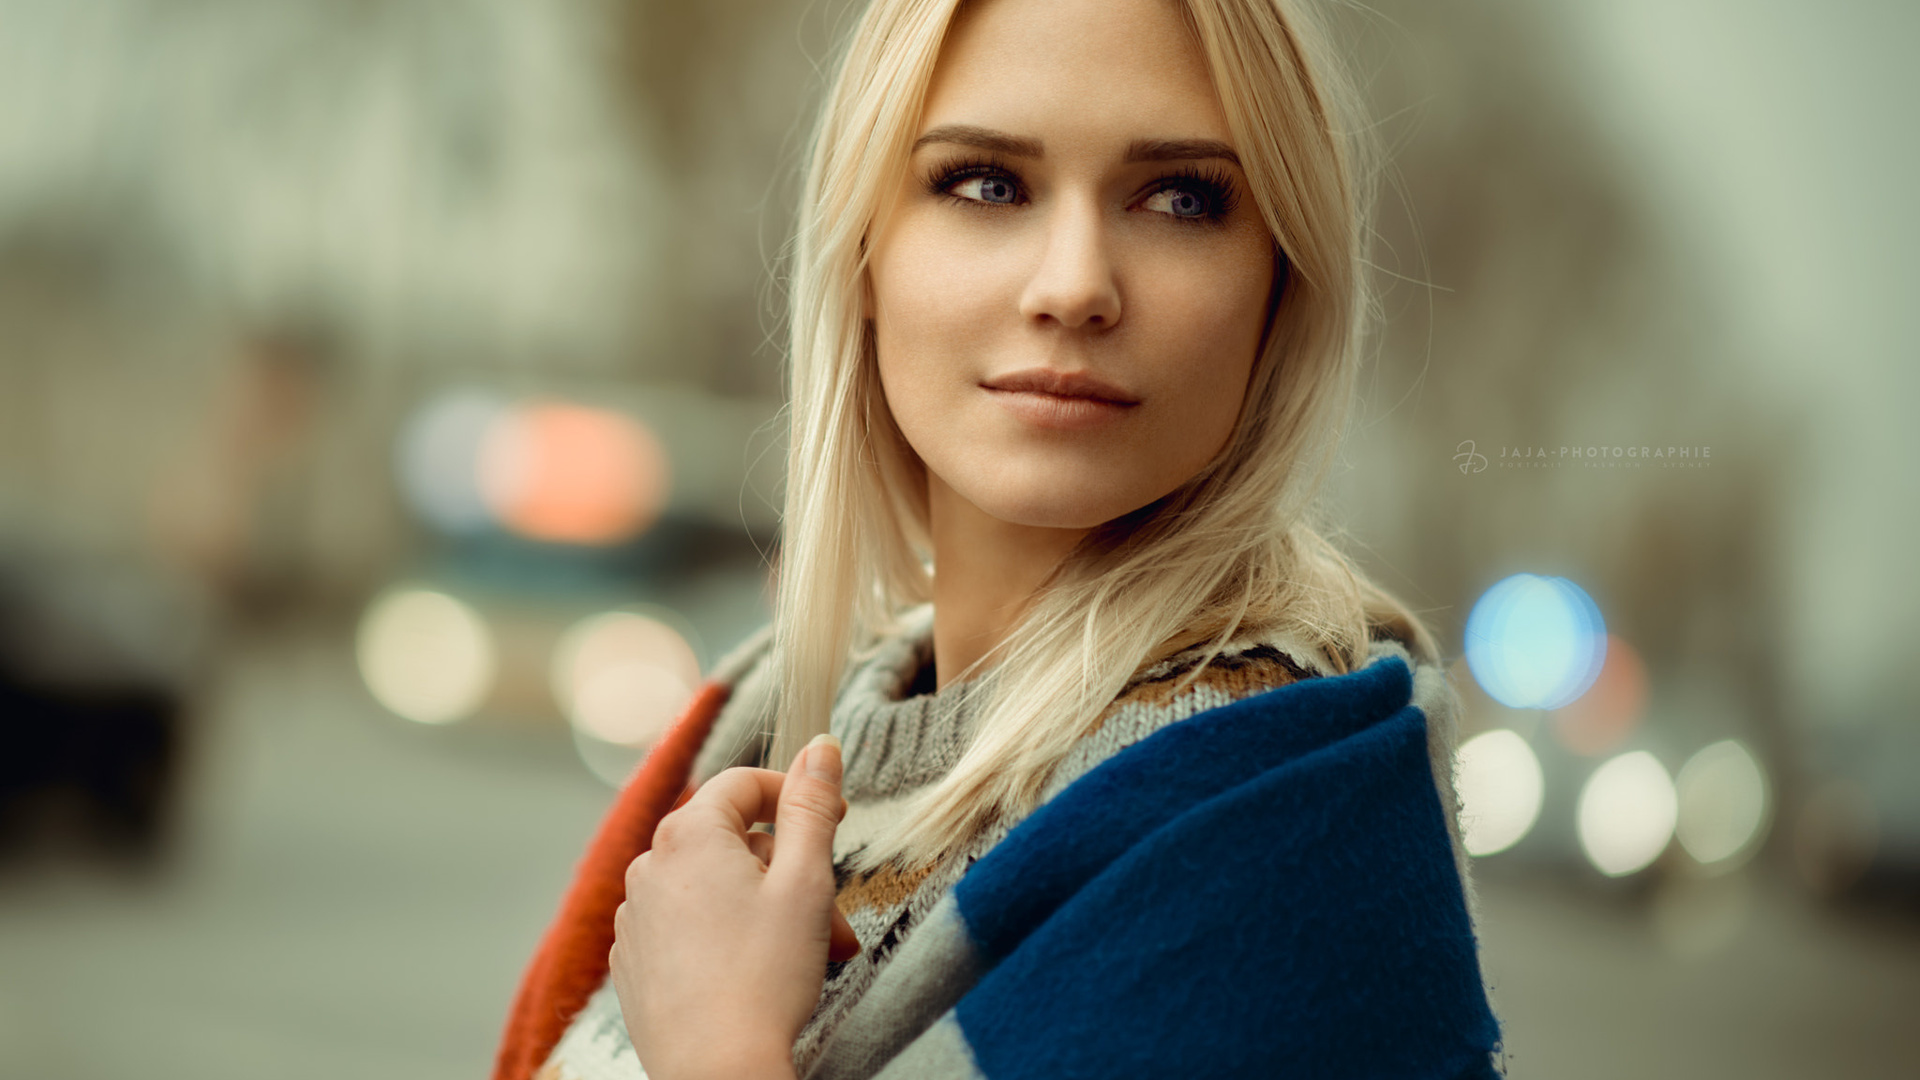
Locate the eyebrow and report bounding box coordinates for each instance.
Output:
[1124,138,1242,168]
[912,125,1242,168]
[913,124,1042,157]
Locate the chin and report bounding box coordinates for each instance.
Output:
[965,479,1159,532]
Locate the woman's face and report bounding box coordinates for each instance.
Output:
[866,0,1276,532]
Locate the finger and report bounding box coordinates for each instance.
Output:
[769,734,845,886]
[746,830,776,866]
[828,903,860,962]
[621,850,651,895]
[673,766,788,841]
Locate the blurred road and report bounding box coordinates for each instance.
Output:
[0,625,611,1080]
[2,628,1916,1079]
[1477,871,1920,1078]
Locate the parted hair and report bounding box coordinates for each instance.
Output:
[773,0,1434,870]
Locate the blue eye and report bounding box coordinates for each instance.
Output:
[950,174,1019,205]
[1139,168,1239,223]
[1143,187,1209,218]
[928,157,1025,207]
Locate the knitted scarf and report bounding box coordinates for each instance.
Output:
[494,641,1501,1079]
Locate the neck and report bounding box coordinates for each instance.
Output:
[927,474,1088,690]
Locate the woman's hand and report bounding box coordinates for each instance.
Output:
[610,734,860,1080]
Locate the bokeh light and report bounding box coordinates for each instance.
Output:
[395,390,509,535]
[1464,574,1607,710]
[1548,633,1649,757]
[1577,750,1678,877]
[478,401,669,545]
[1675,739,1769,867]
[1455,728,1546,856]
[355,588,496,724]
[550,610,701,748]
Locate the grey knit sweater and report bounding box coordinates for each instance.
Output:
[534,609,1430,1080]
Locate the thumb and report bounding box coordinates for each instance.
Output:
[770,733,845,883]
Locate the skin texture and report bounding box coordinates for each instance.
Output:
[610,1,1278,1075]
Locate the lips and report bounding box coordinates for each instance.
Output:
[979,368,1140,405]
[979,368,1139,432]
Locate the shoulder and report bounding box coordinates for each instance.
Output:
[1109,621,1341,728]
[1038,624,1333,803]
[1119,625,1334,708]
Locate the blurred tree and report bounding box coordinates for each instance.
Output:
[1330,0,1803,787]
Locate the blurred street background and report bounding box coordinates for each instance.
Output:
[0,0,1915,1077]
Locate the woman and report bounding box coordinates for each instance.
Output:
[496,0,1501,1077]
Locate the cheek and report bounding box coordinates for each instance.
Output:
[1135,244,1273,445]
[867,218,1008,422]
[870,245,948,351]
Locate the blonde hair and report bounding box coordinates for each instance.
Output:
[774,0,1432,870]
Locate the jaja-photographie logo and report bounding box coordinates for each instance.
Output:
[1453,439,1711,473]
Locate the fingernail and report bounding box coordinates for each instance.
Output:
[805,732,841,781]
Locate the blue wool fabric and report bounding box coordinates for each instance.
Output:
[945,655,1502,1079]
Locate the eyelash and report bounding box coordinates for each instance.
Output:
[925,156,1019,205]
[924,157,1241,224]
[1144,165,1240,222]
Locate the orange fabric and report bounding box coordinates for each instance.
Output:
[492,680,730,1080]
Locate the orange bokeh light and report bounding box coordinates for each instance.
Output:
[479,401,669,545]
[1550,633,1648,756]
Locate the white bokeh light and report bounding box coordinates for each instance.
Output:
[1676,740,1769,867]
[1455,729,1546,856]
[356,588,496,724]
[551,610,700,750]
[1577,751,1678,877]
[570,661,692,746]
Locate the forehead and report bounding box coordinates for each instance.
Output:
[921,0,1231,152]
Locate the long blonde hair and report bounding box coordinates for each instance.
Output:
[774,0,1432,870]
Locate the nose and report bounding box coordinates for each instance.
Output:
[1018,199,1122,330]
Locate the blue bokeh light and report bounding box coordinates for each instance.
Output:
[396,390,508,536]
[1465,574,1607,710]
